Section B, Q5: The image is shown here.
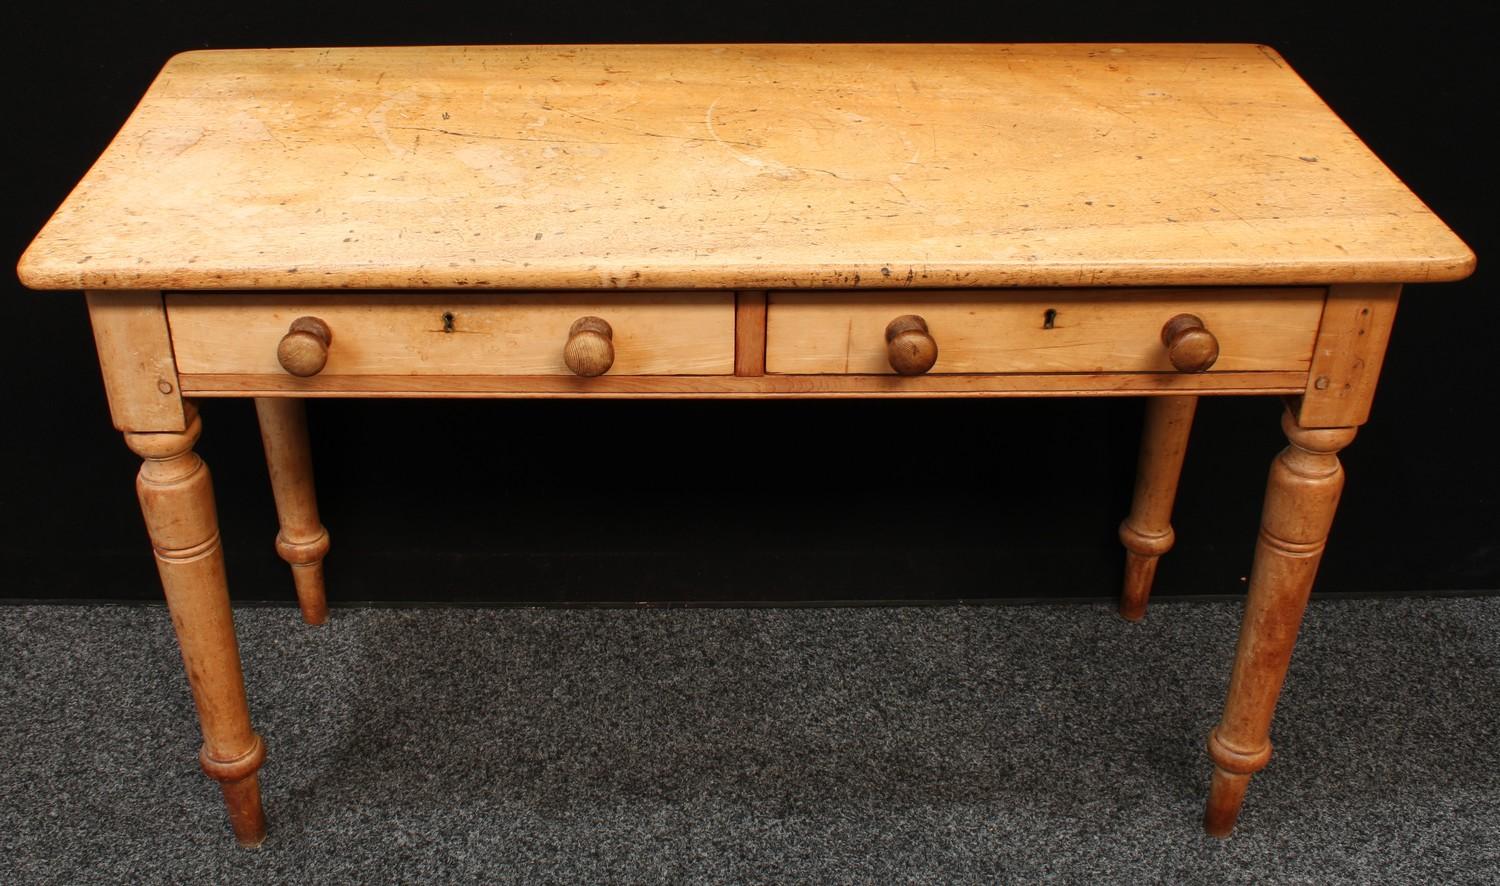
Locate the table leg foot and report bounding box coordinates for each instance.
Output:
[1203,766,1251,837]
[1118,395,1197,621]
[1201,405,1355,836]
[220,774,268,848]
[127,403,269,848]
[256,398,330,625]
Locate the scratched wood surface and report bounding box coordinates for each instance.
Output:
[18,44,1474,291]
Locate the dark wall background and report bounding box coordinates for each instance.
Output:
[4,1,1495,606]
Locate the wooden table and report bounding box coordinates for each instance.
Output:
[18,44,1473,847]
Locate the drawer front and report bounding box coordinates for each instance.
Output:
[765,289,1326,374]
[166,292,736,376]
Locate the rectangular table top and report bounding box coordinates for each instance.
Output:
[18,44,1473,292]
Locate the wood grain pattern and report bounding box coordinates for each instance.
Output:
[1161,314,1220,372]
[19,44,1473,292]
[255,398,329,625]
[85,291,186,432]
[1118,395,1197,621]
[1296,284,1401,428]
[165,293,735,376]
[766,289,1325,374]
[275,316,333,377]
[734,291,767,376]
[561,316,615,377]
[177,371,1308,397]
[884,315,940,375]
[125,405,267,847]
[1204,406,1356,837]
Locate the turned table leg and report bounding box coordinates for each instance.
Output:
[255,398,330,625]
[1118,395,1198,621]
[126,404,268,848]
[1203,405,1356,836]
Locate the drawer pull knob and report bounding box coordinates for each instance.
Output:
[885,314,939,375]
[276,316,333,377]
[1162,314,1219,373]
[564,316,614,377]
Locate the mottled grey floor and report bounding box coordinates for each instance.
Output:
[1,597,1497,884]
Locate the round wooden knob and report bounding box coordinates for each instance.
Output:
[1161,313,1219,372]
[885,314,938,375]
[276,316,332,377]
[563,316,614,377]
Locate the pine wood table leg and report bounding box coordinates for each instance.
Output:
[1118,395,1198,621]
[125,404,268,848]
[255,398,330,625]
[1203,405,1356,836]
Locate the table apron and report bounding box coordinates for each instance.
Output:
[163,286,1327,399]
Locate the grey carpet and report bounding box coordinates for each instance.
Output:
[1,598,1497,884]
